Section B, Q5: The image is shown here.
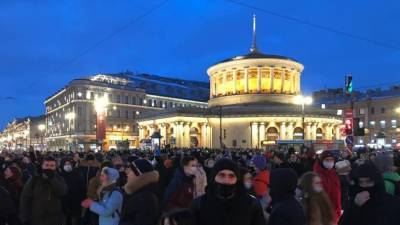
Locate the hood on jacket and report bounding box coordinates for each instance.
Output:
[269,168,298,203]
[354,163,385,195]
[123,170,159,194]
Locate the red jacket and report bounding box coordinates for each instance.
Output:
[314,161,342,224]
[253,170,270,197]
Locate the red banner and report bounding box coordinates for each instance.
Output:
[96,111,106,141]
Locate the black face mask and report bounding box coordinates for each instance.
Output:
[215,182,236,200]
[42,169,55,179]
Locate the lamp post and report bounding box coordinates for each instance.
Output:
[94,96,109,151]
[65,112,76,151]
[293,95,313,140]
[38,124,45,151]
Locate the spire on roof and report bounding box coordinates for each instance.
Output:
[250,14,258,53]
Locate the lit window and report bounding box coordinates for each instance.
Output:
[359,121,364,128]
[370,121,375,126]
[359,108,365,115]
[337,109,343,116]
[392,120,397,128]
[380,120,386,129]
[321,104,326,109]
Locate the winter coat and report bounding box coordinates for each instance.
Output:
[268,196,306,225]
[340,163,400,225]
[89,184,123,225]
[120,171,160,225]
[338,174,351,212]
[313,162,342,224]
[19,174,68,225]
[383,172,400,196]
[163,168,195,212]
[87,172,101,200]
[78,161,99,195]
[0,185,20,225]
[191,187,267,225]
[253,170,270,197]
[193,166,207,198]
[60,169,85,216]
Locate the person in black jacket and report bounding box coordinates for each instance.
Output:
[60,158,84,225]
[120,159,160,225]
[191,158,266,225]
[340,163,400,225]
[267,168,306,225]
[20,156,68,225]
[0,183,21,225]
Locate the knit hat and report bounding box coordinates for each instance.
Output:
[212,158,239,180]
[320,150,336,161]
[270,168,298,201]
[131,159,154,174]
[374,153,393,173]
[335,160,351,175]
[102,167,119,182]
[252,154,267,170]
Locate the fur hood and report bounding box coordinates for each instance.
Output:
[123,170,159,194]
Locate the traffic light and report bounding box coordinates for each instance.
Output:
[345,75,353,95]
[353,117,365,136]
[344,118,353,135]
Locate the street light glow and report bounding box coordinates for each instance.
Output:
[94,96,109,113]
[293,95,313,105]
[38,124,46,131]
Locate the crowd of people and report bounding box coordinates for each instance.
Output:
[1,146,400,225]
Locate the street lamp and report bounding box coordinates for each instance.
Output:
[38,124,45,151]
[94,96,109,151]
[65,112,76,151]
[293,95,313,140]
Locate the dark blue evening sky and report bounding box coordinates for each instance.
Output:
[1,0,399,129]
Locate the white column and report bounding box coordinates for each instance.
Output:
[280,122,286,140]
[138,126,144,140]
[210,77,215,99]
[325,124,332,140]
[233,70,237,94]
[160,124,167,146]
[287,122,294,140]
[222,73,227,96]
[270,67,274,93]
[251,122,259,148]
[259,122,266,145]
[244,68,249,93]
[257,67,261,93]
[183,122,191,147]
[311,123,317,140]
[201,123,207,147]
[281,68,285,93]
[335,126,340,140]
[306,122,311,140]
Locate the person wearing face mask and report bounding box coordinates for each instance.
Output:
[191,158,266,225]
[163,155,197,212]
[60,158,84,225]
[267,168,306,225]
[340,163,400,225]
[20,156,68,225]
[193,157,207,198]
[298,172,334,225]
[313,150,342,224]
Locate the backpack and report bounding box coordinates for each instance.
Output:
[384,178,400,197]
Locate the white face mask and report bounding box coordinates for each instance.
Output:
[323,161,335,170]
[244,182,253,190]
[313,186,323,193]
[63,165,73,172]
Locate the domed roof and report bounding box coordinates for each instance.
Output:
[217,50,300,64]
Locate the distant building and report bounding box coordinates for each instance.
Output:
[0,115,46,150]
[313,85,400,148]
[138,16,343,149]
[44,73,208,151]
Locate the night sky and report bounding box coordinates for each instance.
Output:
[1,0,399,129]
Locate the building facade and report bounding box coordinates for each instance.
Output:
[138,17,343,149]
[44,73,208,151]
[314,87,400,148]
[0,115,46,151]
